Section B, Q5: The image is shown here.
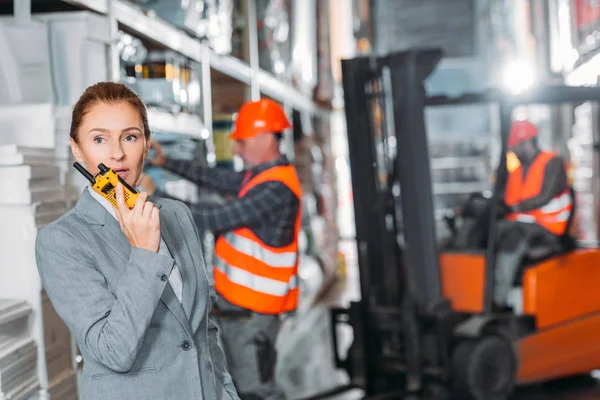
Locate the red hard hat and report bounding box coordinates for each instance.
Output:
[508,120,538,148]
[230,99,292,140]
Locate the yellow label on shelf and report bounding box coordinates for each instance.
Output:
[213,114,235,162]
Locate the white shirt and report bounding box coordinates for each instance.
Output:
[87,187,184,304]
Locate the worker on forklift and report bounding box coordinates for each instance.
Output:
[140,98,301,400]
[494,119,573,307]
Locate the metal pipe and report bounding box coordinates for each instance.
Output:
[107,0,121,82]
[247,0,260,101]
[531,0,553,81]
[201,44,216,168]
[283,103,295,161]
[13,0,31,23]
[484,103,513,312]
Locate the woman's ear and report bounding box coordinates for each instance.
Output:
[70,137,84,163]
[143,136,150,158]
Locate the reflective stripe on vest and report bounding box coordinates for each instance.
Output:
[220,231,297,268]
[213,164,302,314]
[214,258,298,296]
[504,151,572,235]
[539,192,571,214]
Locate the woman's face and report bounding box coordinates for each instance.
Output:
[71,101,149,187]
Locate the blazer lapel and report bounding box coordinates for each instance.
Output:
[160,281,193,336]
[159,205,198,321]
[76,189,132,265]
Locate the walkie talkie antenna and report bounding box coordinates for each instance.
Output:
[73,162,95,184]
[98,163,110,174]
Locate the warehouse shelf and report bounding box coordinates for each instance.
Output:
[0,299,31,327]
[433,181,489,195]
[146,108,206,139]
[62,0,108,13]
[114,1,201,58]
[430,156,486,170]
[61,0,329,117]
[209,50,253,84]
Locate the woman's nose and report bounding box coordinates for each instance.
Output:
[111,142,125,161]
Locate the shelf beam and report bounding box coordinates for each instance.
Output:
[247,0,260,101]
[114,1,203,62]
[209,51,252,85]
[61,0,108,13]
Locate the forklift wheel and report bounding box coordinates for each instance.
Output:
[451,335,516,400]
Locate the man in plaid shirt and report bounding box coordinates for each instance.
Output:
[142,99,301,400]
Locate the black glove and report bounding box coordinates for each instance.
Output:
[496,202,512,217]
[510,203,523,213]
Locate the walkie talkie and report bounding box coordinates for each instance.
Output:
[73,162,139,209]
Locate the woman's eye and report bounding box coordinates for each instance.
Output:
[124,134,138,142]
[93,137,105,144]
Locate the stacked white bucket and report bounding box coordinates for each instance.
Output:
[54,106,89,203]
[0,16,55,400]
[0,10,111,400]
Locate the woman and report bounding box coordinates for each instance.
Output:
[35,82,239,400]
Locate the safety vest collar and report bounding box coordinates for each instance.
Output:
[505,151,557,205]
[239,164,302,199]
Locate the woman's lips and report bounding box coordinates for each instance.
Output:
[113,168,129,180]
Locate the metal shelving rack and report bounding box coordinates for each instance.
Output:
[55,0,330,168]
[428,136,493,239]
[62,0,330,113]
[1,2,332,399]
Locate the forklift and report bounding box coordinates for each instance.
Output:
[329,48,600,399]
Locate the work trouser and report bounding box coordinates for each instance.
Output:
[493,220,560,306]
[214,296,286,400]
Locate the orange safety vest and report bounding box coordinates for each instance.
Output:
[213,164,302,314]
[504,151,572,235]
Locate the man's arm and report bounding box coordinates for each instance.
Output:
[163,158,246,195]
[514,157,568,212]
[186,181,297,235]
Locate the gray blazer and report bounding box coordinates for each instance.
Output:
[35,189,239,400]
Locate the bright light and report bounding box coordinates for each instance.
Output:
[335,157,346,172]
[502,60,536,94]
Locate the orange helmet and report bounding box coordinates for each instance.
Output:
[230,99,292,140]
[508,120,538,148]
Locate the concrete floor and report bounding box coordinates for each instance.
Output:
[319,378,600,399]
[513,375,600,400]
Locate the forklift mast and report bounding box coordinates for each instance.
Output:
[332,49,453,397]
[342,49,444,313]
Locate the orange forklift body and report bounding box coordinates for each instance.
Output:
[440,250,600,384]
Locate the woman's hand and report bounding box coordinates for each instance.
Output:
[137,173,157,196]
[114,183,161,253]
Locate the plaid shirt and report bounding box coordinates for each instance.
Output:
[157,156,300,248]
